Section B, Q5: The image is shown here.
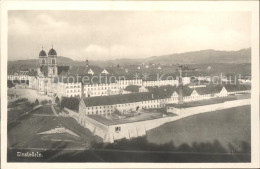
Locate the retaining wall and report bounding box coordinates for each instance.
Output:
[83,98,250,143]
[64,107,79,120]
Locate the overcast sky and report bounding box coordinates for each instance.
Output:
[8,11,251,61]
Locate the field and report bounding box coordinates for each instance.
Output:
[146,105,251,151]
[7,98,35,123]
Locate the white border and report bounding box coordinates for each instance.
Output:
[1,1,259,169]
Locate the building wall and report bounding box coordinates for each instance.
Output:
[167,98,251,116]
[81,91,238,116]
[227,90,251,95]
[82,96,179,116]
[143,79,179,87]
[82,98,250,143]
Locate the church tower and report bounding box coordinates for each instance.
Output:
[39,47,47,66]
[47,45,58,77]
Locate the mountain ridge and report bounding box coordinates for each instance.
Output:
[8,48,251,69]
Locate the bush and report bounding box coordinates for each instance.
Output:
[55,96,60,105]
[35,99,39,105]
[40,100,49,105]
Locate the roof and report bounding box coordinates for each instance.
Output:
[39,50,47,57]
[195,85,223,95]
[58,66,70,75]
[53,75,118,84]
[176,85,194,97]
[145,85,192,97]
[68,66,103,75]
[82,89,174,107]
[48,48,57,56]
[167,96,238,108]
[124,85,141,92]
[8,70,37,76]
[28,71,37,76]
[86,66,103,74]
[224,84,251,92]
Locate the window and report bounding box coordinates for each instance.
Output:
[115,127,121,133]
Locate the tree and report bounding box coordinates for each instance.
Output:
[55,96,60,105]
[40,100,48,105]
[35,99,39,105]
[60,96,80,112]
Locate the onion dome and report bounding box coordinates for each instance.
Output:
[39,49,47,57]
[48,48,57,56]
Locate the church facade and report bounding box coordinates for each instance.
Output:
[36,47,58,97]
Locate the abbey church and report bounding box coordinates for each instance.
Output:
[36,47,59,96]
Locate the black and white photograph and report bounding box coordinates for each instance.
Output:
[1,1,259,169]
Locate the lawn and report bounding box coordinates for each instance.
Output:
[146,105,251,151]
[8,115,63,148]
[31,105,54,115]
[8,98,35,123]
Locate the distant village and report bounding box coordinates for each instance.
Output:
[7,47,251,143]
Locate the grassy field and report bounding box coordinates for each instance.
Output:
[8,98,35,123]
[146,105,251,151]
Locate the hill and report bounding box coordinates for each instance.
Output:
[8,48,251,72]
[145,48,251,64]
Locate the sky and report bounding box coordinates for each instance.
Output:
[8,11,251,61]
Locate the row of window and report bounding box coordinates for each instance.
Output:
[86,90,119,96]
[86,104,167,115]
[66,89,80,93]
[66,85,81,89]
[85,86,118,90]
[85,98,179,110]
[66,94,81,97]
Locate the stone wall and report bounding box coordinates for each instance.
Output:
[64,107,79,120]
[82,98,250,143]
[167,99,250,116]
